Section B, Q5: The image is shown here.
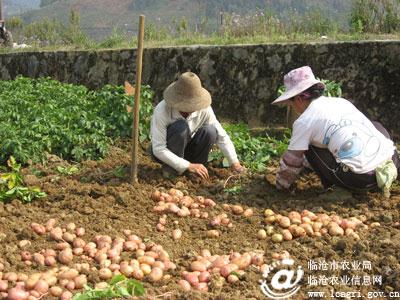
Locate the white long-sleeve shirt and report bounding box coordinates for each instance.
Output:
[150,100,239,174]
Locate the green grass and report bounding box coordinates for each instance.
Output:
[2,32,400,54]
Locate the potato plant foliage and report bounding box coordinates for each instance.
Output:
[209,123,289,172]
[72,275,145,300]
[0,77,154,164]
[0,156,46,203]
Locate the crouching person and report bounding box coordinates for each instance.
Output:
[151,72,245,180]
[272,66,399,197]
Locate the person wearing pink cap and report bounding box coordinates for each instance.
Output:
[272,66,399,197]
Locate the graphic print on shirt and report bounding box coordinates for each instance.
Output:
[322,116,380,163]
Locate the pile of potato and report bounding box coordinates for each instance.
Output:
[261,209,375,242]
[0,220,176,300]
[177,249,292,292]
[152,189,216,220]
[151,189,257,238]
[177,249,286,292]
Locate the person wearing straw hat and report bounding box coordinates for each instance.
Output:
[150,72,245,180]
[272,66,399,197]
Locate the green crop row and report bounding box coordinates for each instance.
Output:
[0,76,154,164]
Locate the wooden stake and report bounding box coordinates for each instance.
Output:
[131,15,145,184]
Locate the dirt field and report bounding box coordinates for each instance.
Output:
[0,142,399,300]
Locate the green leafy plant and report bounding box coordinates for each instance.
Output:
[223,185,243,194]
[72,275,145,300]
[0,77,154,164]
[277,78,342,98]
[94,84,154,143]
[209,123,289,172]
[113,166,127,178]
[56,165,79,175]
[0,157,46,203]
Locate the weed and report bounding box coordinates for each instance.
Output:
[56,165,79,175]
[223,185,243,194]
[0,157,46,203]
[72,275,145,300]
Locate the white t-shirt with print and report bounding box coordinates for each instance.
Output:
[288,96,395,174]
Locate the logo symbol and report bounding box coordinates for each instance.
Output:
[260,258,304,299]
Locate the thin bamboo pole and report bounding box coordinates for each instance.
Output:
[131,15,145,184]
[0,0,3,22]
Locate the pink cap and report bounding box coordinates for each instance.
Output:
[272,66,323,105]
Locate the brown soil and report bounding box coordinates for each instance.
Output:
[1,143,399,300]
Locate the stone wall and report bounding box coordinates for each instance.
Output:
[1,41,400,136]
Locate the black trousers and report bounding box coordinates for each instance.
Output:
[154,119,217,173]
[305,122,400,191]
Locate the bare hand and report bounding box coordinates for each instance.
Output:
[231,162,246,174]
[188,163,209,180]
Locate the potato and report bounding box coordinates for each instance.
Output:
[292,226,306,238]
[220,264,239,278]
[44,256,57,267]
[75,227,85,237]
[148,267,163,282]
[232,205,244,215]
[62,232,75,243]
[25,273,41,290]
[204,198,216,207]
[60,290,73,299]
[251,253,264,266]
[243,209,254,217]
[31,223,46,235]
[312,222,323,232]
[140,264,152,275]
[74,275,87,289]
[50,227,63,241]
[370,222,381,228]
[184,272,199,285]
[0,280,8,292]
[282,229,293,241]
[328,225,344,236]
[279,217,291,228]
[33,253,45,266]
[138,256,155,266]
[172,229,182,240]
[34,280,49,294]
[265,215,276,224]
[257,229,267,240]
[178,279,191,291]
[59,269,79,280]
[264,209,275,217]
[18,240,31,249]
[227,274,239,283]
[49,286,63,297]
[45,219,56,231]
[299,223,314,236]
[198,271,210,283]
[271,234,283,243]
[206,230,220,238]
[191,261,207,272]
[231,254,251,269]
[58,249,73,265]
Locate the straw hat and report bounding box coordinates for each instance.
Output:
[164,72,212,112]
[272,66,323,105]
